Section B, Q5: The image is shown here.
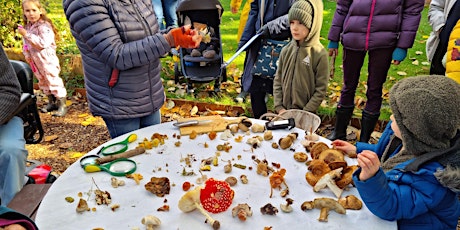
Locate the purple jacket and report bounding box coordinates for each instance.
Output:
[328,0,425,51]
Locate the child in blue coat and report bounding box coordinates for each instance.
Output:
[333,75,460,230]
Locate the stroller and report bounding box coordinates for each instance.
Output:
[173,0,227,93]
[9,60,44,144]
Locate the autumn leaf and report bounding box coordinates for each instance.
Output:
[397,71,407,76]
[59,142,73,149]
[44,135,58,142]
[412,60,419,65]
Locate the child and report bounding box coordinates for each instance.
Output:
[445,18,460,84]
[332,75,460,229]
[327,0,425,143]
[273,0,328,114]
[18,0,68,117]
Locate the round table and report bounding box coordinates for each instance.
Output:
[35,119,396,230]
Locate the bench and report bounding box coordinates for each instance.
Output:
[7,183,52,220]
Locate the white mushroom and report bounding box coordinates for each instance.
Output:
[219,129,233,141]
[141,215,161,230]
[178,187,220,230]
[313,168,343,198]
[301,197,346,222]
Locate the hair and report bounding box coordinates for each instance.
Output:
[21,0,60,41]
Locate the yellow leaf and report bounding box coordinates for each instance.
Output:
[44,135,58,142]
[422,35,429,39]
[412,60,419,65]
[81,121,92,126]
[78,113,89,118]
[397,71,407,76]
[70,152,84,159]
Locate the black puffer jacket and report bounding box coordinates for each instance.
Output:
[63,0,170,119]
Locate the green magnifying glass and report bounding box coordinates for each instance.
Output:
[99,134,137,155]
[80,155,137,176]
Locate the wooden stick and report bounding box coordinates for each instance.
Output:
[95,147,145,164]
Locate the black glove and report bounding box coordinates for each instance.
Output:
[257,24,270,38]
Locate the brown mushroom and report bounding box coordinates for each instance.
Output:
[301,197,346,222]
[309,142,329,159]
[338,195,363,210]
[313,168,343,198]
[278,133,298,149]
[305,159,331,186]
[232,203,253,221]
[336,165,359,189]
[318,149,345,164]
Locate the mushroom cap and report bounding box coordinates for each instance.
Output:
[310,142,329,159]
[200,178,235,213]
[336,165,359,189]
[307,159,331,176]
[318,149,344,164]
[313,197,346,214]
[178,186,202,212]
[328,161,347,170]
[338,195,363,210]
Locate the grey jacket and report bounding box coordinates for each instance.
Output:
[63,0,170,119]
[426,0,457,61]
[0,45,21,125]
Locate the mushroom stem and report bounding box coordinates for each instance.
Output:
[318,207,329,222]
[194,201,221,230]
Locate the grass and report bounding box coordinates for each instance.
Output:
[45,0,431,120]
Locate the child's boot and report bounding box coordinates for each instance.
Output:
[327,105,354,141]
[53,97,68,117]
[359,110,380,143]
[41,95,58,113]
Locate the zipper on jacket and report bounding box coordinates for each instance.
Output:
[365,0,377,51]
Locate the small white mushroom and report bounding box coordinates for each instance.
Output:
[141,215,161,230]
[280,198,294,213]
[313,168,343,198]
[219,129,233,141]
[232,203,253,221]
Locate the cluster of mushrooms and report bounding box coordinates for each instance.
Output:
[300,141,363,222]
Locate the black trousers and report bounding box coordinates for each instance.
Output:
[248,77,273,119]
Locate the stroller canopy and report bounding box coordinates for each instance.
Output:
[176,0,223,15]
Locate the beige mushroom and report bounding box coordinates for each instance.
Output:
[232,203,253,221]
[338,195,363,210]
[178,187,220,230]
[301,197,346,222]
[313,168,343,198]
[279,132,298,149]
[280,198,294,213]
[141,215,161,230]
[318,149,345,164]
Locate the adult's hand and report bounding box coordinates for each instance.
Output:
[356,150,380,181]
[164,25,202,48]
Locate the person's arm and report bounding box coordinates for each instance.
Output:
[327,0,352,43]
[303,49,328,112]
[0,46,21,125]
[238,0,258,47]
[352,164,453,222]
[273,48,285,113]
[20,22,55,50]
[396,0,425,50]
[427,0,447,33]
[63,0,172,71]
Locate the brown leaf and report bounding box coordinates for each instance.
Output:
[44,135,59,142]
[59,142,73,149]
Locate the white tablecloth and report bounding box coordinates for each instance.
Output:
[35,119,396,230]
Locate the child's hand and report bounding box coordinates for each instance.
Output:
[17,25,27,37]
[331,139,356,155]
[357,150,380,181]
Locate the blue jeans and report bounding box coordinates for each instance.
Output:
[103,110,161,138]
[0,117,27,206]
[152,0,165,30]
[162,0,178,29]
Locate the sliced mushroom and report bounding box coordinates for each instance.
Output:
[313,168,343,198]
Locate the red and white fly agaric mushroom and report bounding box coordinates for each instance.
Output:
[200,178,235,213]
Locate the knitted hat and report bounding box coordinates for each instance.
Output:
[389,75,460,154]
[288,0,314,29]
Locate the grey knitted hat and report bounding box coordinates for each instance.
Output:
[390,75,460,154]
[288,0,314,29]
